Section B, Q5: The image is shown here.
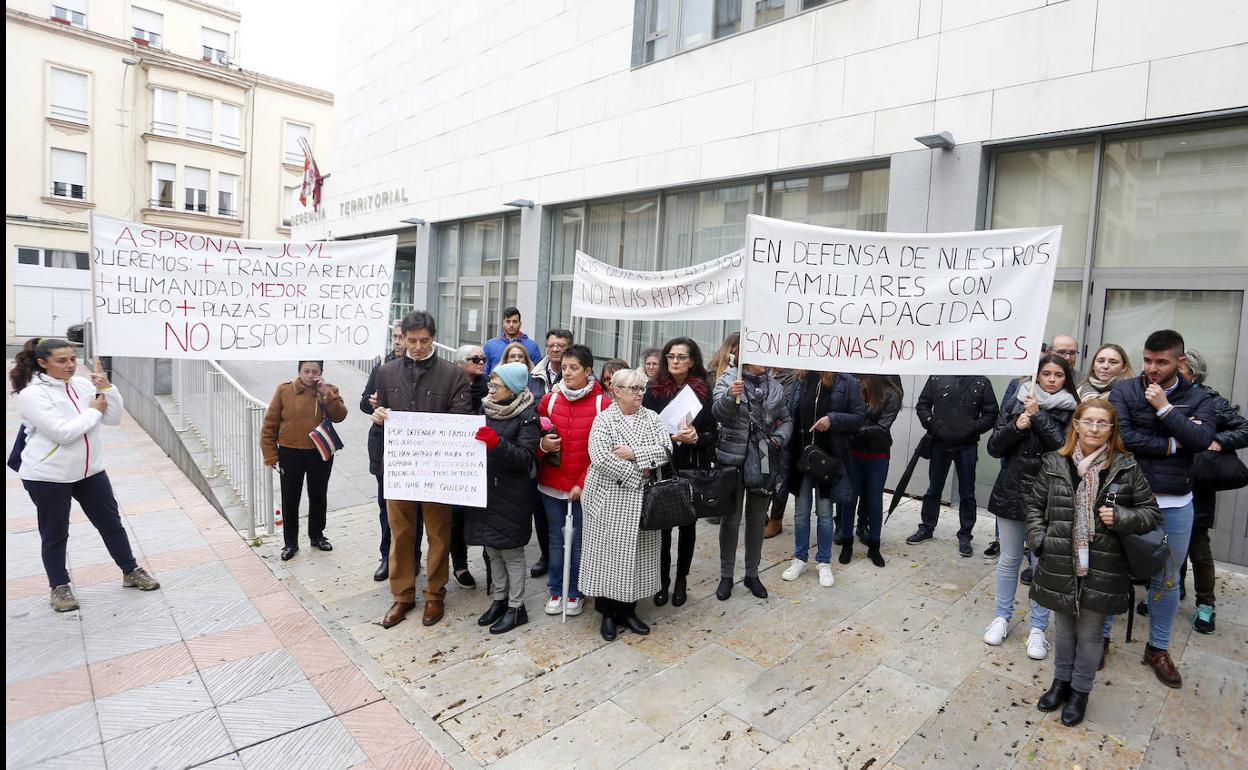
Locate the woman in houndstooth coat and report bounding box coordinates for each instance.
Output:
[580,368,673,642]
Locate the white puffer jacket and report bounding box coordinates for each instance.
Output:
[17,373,123,482]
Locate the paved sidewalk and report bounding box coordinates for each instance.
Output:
[5,392,446,769]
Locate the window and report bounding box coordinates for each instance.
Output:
[131,6,162,47]
[49,68,88,124]
[50,0,86,28]
[151,87,177,136]
[640,0,844,64]
[1095,125,1248,269]
[768,168,889,230]
[992,145,1095,269]
[150,161,175,208]
[202,27,230,64]
[219,103,240,148]
[184,167,209,213]
[755,0,785,26]
[643,0,670,63]
[17,246,88,270]
[282,185,300,227]
[283,122,311,164]
[186,95,213,142]
[433,215,522,347]
[217,172,237,217]
[50,148,86,199]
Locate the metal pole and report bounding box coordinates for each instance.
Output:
[205,370,219,478]
[175,360,186,431]
[265,465,275,535]
[244,404,258,541]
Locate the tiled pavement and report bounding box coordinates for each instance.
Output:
[5,388,446,769]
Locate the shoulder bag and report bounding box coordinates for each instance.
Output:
[641,461,697,531]
[795,379,844,484]
[679,445,739,519]
[1104,483,1172,584]
[1191,449,1248,492]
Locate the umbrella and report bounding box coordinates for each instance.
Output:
[561,499,573,622]
[885,434,931,527]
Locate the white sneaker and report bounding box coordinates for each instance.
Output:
[782,559,807,582]
[984,617,1009,646]
[1027,627,1050,660]
[565,597,585,616]
[545,595,563,615]
[817,563,835,588]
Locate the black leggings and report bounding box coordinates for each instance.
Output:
[278,447,333,547]
[24,471,138,588]
[595,597,638,619]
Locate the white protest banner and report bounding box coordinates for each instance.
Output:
[741,215,1061,375]
[90,212,396,359]
[384,412,487,507]
[570,249,743,320]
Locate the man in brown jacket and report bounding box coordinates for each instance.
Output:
[371,310,472,627]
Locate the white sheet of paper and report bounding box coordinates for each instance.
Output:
[658,384,702,435]
[384,412,486,506]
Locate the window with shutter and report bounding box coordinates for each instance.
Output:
[218,173,238,217]
[50,68,88,123]
[50,0,86,28]
[50,148,86,199]
[283,122,310,164]
[184,167,209,213]
[202,27,230,64]
[131,6,163,47]
[220,103,240,148]
[151,162,175,208]
[151,88,177,136]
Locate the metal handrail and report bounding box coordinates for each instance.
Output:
[171,359,274,540]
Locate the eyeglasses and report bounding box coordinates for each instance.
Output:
[1076,419,1112,431]
[665,354,690,362]
[616,385,645,394]
[466,356,485,364]
[486,381,502,391]
[1052,349,1078,358]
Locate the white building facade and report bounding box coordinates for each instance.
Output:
[5,0,333,342]
[303,0,1248,563]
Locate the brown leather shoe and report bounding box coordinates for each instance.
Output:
[763,518,783,539]
[381,601,415,628]
[422,599,445,626]
[1143,646,1182,688]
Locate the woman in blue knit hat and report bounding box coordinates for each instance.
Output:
[466,362,541,634]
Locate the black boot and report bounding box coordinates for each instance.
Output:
[743,576,768,599]
[838,542,853,565]
[1037,679,1072,712]
[1061,689,1089,726]
[372,559,389,582]
[622,612,650,636]
[654,581,669,607]
[530,556,548,578]
[867,546,885,568]
[477,599,507,627]
[672,576,688,607]
[490,605,528,635]
[600,614,618,641]
[716,577,733,601]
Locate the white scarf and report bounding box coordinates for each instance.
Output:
[557,379,594,401]
[1017,381,1078,412]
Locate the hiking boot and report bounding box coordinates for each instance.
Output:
[123,567,160,591]
[763,518,783,539]
[50,584,78,612]
[1193,604,1216,635]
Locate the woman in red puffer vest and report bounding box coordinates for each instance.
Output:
[536,344,609,617]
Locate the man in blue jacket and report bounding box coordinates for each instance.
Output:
[1109,329,1216,689]
[482,307,542,375]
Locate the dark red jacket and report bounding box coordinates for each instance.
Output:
[537,382,609,491]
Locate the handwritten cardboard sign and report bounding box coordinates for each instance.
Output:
[571,249,743,320]
[90,213,396,359]
[741,215,1061,375]
[383,412,487,507]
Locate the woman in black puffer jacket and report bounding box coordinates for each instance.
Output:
[842,375,902,567]
[467,363,540,635]
[983,354,1078,660]
[1025,398,1159,728]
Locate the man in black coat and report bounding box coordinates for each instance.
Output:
[1109,329,1216,688]
[909,374,998,556]
[361,323,422,582]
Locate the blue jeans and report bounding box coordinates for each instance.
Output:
[542,493,583,599]
[1148,501,1194,651]
[919,443,979,541]
[840,455,888,546]
[793,477,836,563]
[994,518,1049,630]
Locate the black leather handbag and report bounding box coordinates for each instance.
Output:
[1191,449,1248,492]
[797,444,843,484]
[1105,484,1172,583]
[641,463,697,531]
[679,465,739,518]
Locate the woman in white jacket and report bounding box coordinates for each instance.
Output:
[11,338,159,612]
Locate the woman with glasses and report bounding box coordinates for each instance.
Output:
[581,369,672,641]
[452,344,489,588]
[985,354,1079,659]
[1078,344,1133,402]
[1027,399,1159,726]
[599,358,629,391]
[639,348,662,380]
[456,345,489,414]
[642,338,716,608]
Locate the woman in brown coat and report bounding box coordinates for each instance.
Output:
[261,360,348,561]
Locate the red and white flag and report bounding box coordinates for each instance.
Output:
[298,136,323,211]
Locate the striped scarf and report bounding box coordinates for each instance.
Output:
[1072,444,1107,577]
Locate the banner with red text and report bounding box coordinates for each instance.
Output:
[570,249,743,321]
[741,215,1061,375]
[90,213,396,359]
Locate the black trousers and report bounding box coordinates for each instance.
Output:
[595,596,638,619]
[376,473,421,561]
[451,506,468,571]
[24,471,138,588]
[660,523,696,586]
[278,447,333,548]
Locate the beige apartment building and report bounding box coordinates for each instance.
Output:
[5,0,333,341]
